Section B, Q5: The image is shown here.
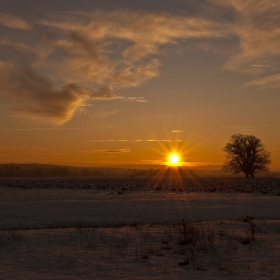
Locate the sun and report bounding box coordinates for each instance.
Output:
[168,153,180,166]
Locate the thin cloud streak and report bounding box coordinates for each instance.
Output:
[228,125,254,129]
[4,127,110,131]
[140,159,222,167]
[0,145,49,151]
[244,74,280,88]
[124,97,147,103]
[250,65,271,68]
[87,139,183,142]
[86,149,131,153]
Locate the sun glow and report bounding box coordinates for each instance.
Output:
[168,153,180,166]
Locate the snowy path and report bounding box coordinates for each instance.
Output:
[1,188,279,229]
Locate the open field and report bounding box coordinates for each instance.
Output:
[0,177,280,279]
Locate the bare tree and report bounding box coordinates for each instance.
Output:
[223,134,271,178]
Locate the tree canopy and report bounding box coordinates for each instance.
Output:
[222,134,271,178]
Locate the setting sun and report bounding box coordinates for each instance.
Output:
[168,153,180,166]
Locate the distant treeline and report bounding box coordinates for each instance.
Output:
[0,164,278,178]
[0,164,161,178]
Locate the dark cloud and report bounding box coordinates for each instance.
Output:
[0,63,120,123]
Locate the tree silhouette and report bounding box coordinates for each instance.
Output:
[222,134,271,178]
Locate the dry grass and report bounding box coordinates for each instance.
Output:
[1,219,280,279]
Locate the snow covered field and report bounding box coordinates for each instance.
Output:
[0,177,280,279]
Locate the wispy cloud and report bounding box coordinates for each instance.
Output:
[0,9,228,123]
[244,74,280,88]
[171,130,184,133]
[0,13,32,30]
[1,2,279,125]
[213,0,280,85]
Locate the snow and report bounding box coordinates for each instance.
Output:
[0,177,280,279]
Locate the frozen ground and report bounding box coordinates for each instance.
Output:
[0,177,279,279]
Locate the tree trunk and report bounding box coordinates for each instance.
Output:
[250,173,254,178]
[245,173,249,178]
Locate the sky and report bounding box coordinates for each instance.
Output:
[0,0,280,170]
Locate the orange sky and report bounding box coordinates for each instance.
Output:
[0,0,279,170]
